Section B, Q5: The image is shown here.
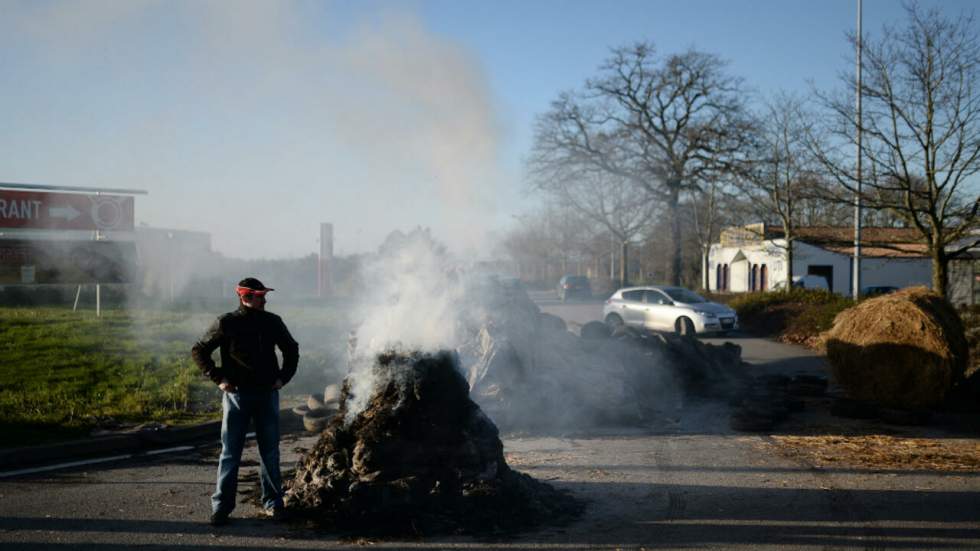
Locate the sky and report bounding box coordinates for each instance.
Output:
[0,0,974,259]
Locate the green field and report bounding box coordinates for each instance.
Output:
[0,303,350,448]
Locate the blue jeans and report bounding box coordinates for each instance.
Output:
[211,389,283,514]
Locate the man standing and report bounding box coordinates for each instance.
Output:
[192,277,299,526]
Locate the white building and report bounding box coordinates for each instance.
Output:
[707,224,932,296]
[948,233,980,306]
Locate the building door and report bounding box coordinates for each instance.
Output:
[808,265,834,293]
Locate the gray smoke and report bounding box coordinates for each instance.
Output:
[4,1,504,259]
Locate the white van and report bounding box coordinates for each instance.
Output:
[772,274,830,291]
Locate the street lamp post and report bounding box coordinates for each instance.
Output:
[853,0,863,300]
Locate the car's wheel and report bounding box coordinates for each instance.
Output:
[605,313,624,329]
[675,316,695,337]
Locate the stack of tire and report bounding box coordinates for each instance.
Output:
[293,383,342,433]
[729,374,821,432]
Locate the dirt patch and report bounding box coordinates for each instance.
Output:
[765,434,980,472]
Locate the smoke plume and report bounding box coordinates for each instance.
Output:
[3,1,504,259]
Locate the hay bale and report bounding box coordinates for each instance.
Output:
[824,286,968,408]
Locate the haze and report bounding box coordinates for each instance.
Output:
[0,0,971,259]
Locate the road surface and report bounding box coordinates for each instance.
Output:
[1,292,978,549]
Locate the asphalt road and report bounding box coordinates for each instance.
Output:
[2,292,979,550]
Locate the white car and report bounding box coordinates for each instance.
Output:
[602,286,738,336]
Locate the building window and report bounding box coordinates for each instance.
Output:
[716,264,722,291]
[750,264,758,291]
[761,264,768,291]
[723,264,729,291]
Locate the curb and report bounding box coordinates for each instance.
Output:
[0,407,305,471]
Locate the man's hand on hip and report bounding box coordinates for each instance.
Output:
[272,379,284,390]
[218,379,236,393]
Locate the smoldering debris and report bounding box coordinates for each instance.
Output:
[285,349,582,536]
[342,228,748,432]
[454,281,747,431]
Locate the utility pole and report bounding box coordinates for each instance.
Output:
[853,0,863,300]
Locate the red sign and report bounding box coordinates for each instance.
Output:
[0,190,134,231]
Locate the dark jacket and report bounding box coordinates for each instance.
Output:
[191,306,299,390]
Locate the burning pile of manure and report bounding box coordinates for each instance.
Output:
[285,349,581,535]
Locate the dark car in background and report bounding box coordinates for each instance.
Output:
[557,275,591,301]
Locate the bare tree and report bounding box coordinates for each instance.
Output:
[527,148,657,285]
[529,43,753,286]
[810,3,980,296]
[689,183,728,290]
[501,204,598,284]
[737,94,820,289]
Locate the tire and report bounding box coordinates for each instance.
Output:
[581,320,612,340]
[323,383,342,404]
[539,312,567,332]
[303,407,333,433]
[676,317,695,337]
[605,313,624,329]
[307,393,325,411]
[303,412,330,433]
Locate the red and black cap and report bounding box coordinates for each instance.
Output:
[236,277,274,297]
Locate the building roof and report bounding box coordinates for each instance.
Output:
[767,226,921,243]
[722,224,929,258]
[774,226,928,257]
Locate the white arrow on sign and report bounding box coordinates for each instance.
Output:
[49,205,81,221]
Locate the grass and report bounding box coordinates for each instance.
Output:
[727,288,856,346]
[0,303,351,448]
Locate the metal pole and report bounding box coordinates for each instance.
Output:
[609,233,614,280]
[853,0,863,300]
[167,232,174,303]
[96,283,101,317]
[72,285,82,311]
